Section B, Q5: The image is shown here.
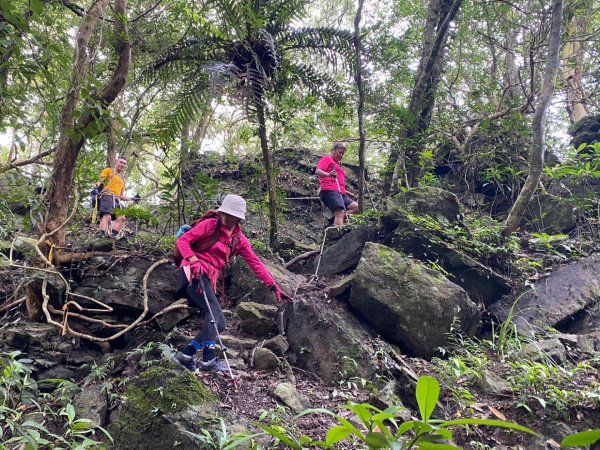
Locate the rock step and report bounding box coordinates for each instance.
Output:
[219,334,258,350]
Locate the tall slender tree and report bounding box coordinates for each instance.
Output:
[145,0,354,246]
[354,0,366,212]
[504,0,564,235]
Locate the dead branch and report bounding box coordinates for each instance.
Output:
[0,148,57,174]
[0,297,26,314]
[55,250,133,264]
[284,250,319,269]
[137,300,195,327]
[48,305,127,329]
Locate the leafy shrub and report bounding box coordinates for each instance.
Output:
[0,351,112,449]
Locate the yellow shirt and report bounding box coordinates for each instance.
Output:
[99,168,125,197]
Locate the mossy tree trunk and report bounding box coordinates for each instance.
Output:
[381,0,463,195]
[354,0,366,212]
[43,0,131,248]
[255,91,278,247]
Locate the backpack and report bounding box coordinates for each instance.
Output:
[173,210,222,266]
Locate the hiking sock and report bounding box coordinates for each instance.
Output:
[183,339,202,356]
[202,341,216,362]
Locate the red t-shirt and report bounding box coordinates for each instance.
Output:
[317,156,346,195]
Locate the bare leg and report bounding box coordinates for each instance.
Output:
[333,209,345,226]
[99,214,111,232]
[346,201,359,215]
[112,216,125,233]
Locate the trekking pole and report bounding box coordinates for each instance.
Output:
[198,277,237,387]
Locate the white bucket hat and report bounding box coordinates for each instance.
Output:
[217,194,246,220]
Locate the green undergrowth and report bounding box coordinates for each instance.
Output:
[0,351,112,449]
[432,329,600,422]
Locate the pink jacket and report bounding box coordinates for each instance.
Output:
[176,218,275,291]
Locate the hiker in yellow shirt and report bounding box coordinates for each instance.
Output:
[96,156,130,237]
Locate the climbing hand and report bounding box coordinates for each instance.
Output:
[180,258,203,282]
[271,284,293,304]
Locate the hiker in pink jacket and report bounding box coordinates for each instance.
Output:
[173,194,291,373]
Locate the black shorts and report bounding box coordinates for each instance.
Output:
[99,194,123,219]
[320,190,353,213]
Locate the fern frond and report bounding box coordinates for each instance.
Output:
[277,62,348,106]
[141,37,227,84]
[154,78,211,142]
[280,27,356,65]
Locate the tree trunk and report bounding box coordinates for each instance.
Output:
[255,93,278,247]
[504,28,521,101]
[504,0,563,235]
[354,0,366,213]
[107,117,119,167]
[44,0,131,248]
[382,0,463,195]
[561,14,589,124]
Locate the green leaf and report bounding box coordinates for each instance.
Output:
[31,0,43,16]
[560,429,600,448]
[325,425,352,446]
[416,443,461,449]
[416,376,439,423]
[365,431,390,448]
[397,421,415,436]
[335,417,365,439]
[437,418,537,435]
[255,424,301,450]
[292,408,336,419]
[346,403,374,428]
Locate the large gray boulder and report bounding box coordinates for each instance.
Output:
[489,254,600,336]
[349,243,480,359]
[384,225,512,305]
[380,187,510,305]
[522,193,576,234]
[236,302,278,337]
[229,257,306,305]
[284,299,381,383]
[315,228,377,276]
[0,322,93,379]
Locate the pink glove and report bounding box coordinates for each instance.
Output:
[271,284,293,304]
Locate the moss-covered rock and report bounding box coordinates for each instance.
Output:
[349,243,480,359]
[108,361,218,449]
[383,187,462,229]
[236,302,278,336]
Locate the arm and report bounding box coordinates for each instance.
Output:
[236,235,276,288]
[119,191,130,201]
[316,156,336,179]
[176,218,218,263]
[315,167,336,179]
[95,168,111,187]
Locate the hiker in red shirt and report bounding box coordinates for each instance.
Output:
[173,194,291,373]
[316,142,359,226]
